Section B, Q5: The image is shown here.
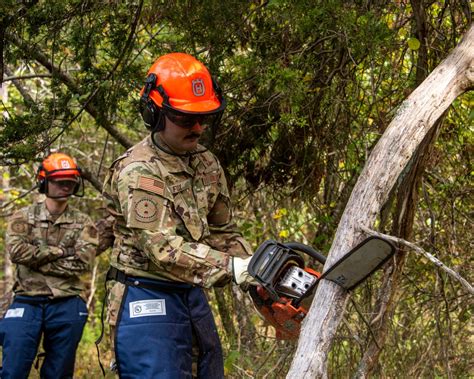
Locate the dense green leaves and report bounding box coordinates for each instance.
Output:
[0,0,472,377]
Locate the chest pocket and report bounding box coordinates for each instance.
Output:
[170,179,207,241]
[30,220,50,246]
[58,223,83,247]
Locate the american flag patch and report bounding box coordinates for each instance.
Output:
[137,175,165,196]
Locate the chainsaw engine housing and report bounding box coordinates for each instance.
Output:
[247,240,323,339]
[276,266,317,299]
[247,240,309,301]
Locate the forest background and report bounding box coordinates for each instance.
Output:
[0,1,472,378]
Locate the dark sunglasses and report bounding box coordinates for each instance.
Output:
[49,180,77,189]
[164,110,217,129]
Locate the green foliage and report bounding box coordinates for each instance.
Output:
[0,0,472,377]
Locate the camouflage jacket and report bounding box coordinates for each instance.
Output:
[5,202,98,299]
[102,135,252,288]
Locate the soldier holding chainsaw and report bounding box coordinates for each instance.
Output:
[0,152,98,379]
[102,53,255,378]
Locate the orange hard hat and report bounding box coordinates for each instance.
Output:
[140,53,225,115]
[38,153,81,181]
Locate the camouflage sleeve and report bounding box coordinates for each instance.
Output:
[36,256,88,278]
[6,211,64,268]
[37,219,97,277]
[116,164,232,288]
[203,165,252,258]
[95,215,115,255]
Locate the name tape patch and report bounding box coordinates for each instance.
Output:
[129,299,166,318]
[5,308,25,318]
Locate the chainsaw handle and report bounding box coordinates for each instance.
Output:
[283,242,326,265]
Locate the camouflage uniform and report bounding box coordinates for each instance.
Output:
[5,202,98,298]
[0,201,98,379]
[102,135,251,377]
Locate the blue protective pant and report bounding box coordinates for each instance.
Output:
[114,277,224,379]
[0,295,88,379]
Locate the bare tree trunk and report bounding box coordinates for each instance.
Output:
[286,25,474,379]
[0,167,14,316]
[355,3,435,375]
[354,122,442,378]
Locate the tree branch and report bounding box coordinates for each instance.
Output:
[7,33,134,149]
[361,227,473,296]
[3,73,52,82]
[81,166,103,193]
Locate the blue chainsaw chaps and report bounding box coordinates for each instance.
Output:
[0,295,88,379]
[114,278,224,379]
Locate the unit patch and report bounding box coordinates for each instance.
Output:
[129,299,166,318]
[10,220,28,234]
[128,190,165,230]
[134,197,159,223]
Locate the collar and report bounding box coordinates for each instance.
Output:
[37,202,74,224]
[146,135,199,176]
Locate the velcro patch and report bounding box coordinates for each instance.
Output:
[203,174,219,186]
[128,190,165,230]
[10,220,28,234]
[129,299,166,318]
[5,308,25,318]
[170,180,191,194]
[60,223,83,229]
[137,175,165,196]
[134,197,159,223]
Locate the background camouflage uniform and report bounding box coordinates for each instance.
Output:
[5,202,98,299]
[103,135,252,325]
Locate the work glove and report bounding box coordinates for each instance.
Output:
[231,256,258,286]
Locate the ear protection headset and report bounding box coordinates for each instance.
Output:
[139,73,165,131]
[139,73,226,132]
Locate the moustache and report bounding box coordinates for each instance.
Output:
[185,133,201,139]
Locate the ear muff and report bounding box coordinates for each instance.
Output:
[139,73,165,132]
[37,164,46,193]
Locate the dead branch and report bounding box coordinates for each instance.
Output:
[361,226,473,295]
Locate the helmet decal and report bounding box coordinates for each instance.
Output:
[60,159,71,168]
[37,152,84,197]
[191,78,206,97]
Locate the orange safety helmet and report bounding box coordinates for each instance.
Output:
[139,52,226,131]
[37,153,83,196]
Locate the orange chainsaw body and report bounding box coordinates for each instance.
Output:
[252,268,320,340]
[248,238,396,340]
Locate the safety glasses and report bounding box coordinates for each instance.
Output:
[49,179,77,190]
[164,109,218,129]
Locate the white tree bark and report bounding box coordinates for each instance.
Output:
[286,24,474,378]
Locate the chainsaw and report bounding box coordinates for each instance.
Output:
[247,237,395,339]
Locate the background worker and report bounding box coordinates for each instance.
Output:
[0,152,98,379]
[102,52,255,378]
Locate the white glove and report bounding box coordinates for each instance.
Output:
[231,256,258,286]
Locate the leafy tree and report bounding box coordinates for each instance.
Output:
[1,1,472,377]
